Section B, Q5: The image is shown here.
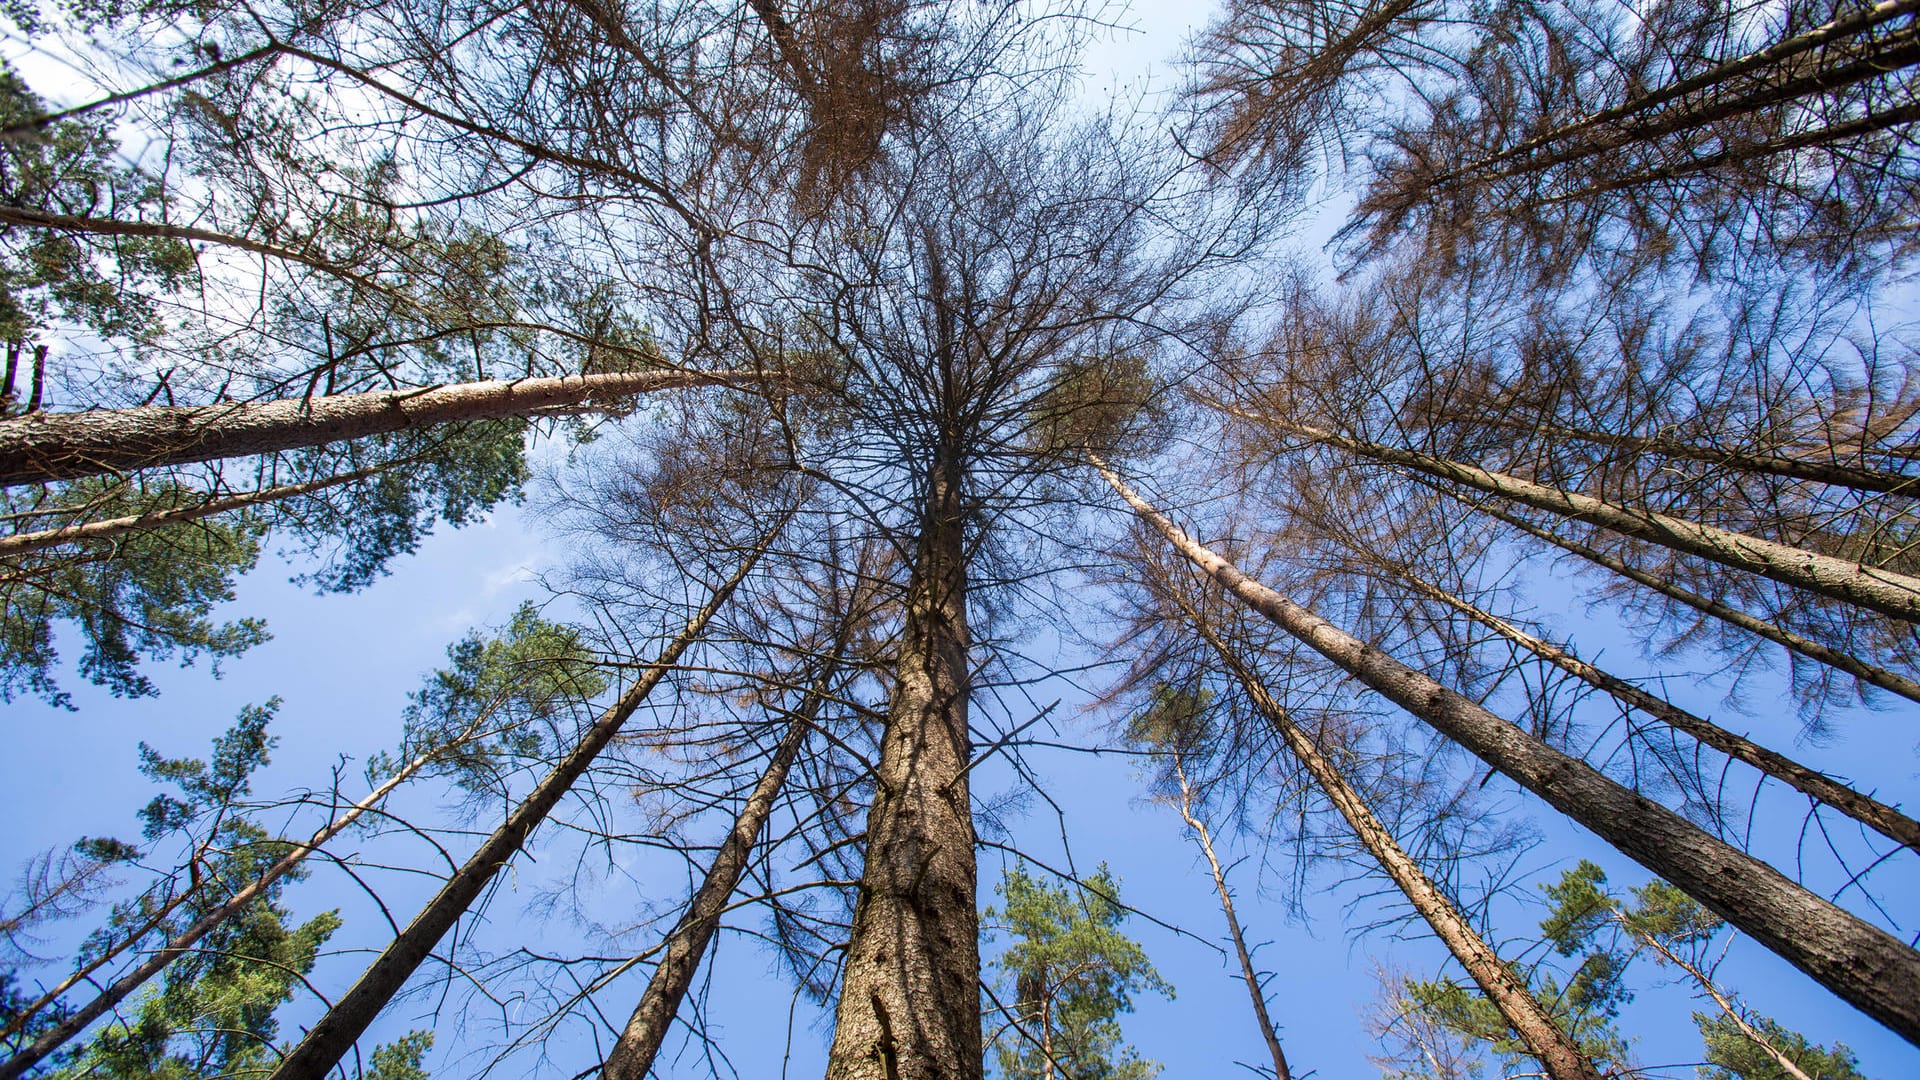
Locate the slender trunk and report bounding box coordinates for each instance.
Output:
[825,464,979,1080]
[1097,459,1920,1047]
[1167,589,1600,1080]
[1397,570,1920,851]
[0,709,494,1078]
[1170,755,1294,1080]
[0,466,387,558]
[1441,0,1920,180]
[25,346,44,415]
[1628,927,1816,1080]
[601,674,830,1078]
[1473,498,1920,705]
[0,369,770,487]
[1441,415,1919,496]
[266,533,777,1080]
[1282,422,1920,624]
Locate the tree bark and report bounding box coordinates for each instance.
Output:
[1280,422,1920,624]
[1097,459,1920,1047]
[0,713,491,1080]
[600,672,830,1078]
[0,369,769,487]
[265,532,777,1080]
[1396,569,1920,852]
[824,463,980,1080]
[1473,498,1920,705]
[1169,753,1294,1080]
[0,466,388,558]
[1162,586,1602,1080]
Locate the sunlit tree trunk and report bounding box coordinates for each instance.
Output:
[265,530,778,1080]
[601,674,828,1078]
[1473,499,1920,705]
[1098,458,1920,1047]
[1395,569,1920,851]
[1274,422,1920,623]
[1168,751,1294,1080]
[0,369,768,486]
[825,459,980,1080]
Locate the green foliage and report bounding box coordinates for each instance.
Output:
[1024,353,1158,460]
[985,864,1171,1080]
[0,65,194,343]
[1696,1012,1866,1080]
[1123,684,1213,758]
[365,1031,436,1080]
[0,480,269,705]
[387,602,609,793]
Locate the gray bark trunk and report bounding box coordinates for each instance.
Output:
[1398,570,1920,852]
[601,677,827,1078]
[1171,589,1602,1080]
[1098,459,1920,1047]
[266,535,775,1080]
[0,369,763,487]
[1291,423,1920,624]
[824,466,980,1080]
[1476,499,1920,705]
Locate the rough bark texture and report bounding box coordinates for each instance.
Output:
[1099,460,1920,1048]
[601,690,822,1078]
[0,467,385,557]
[1476,499,1920,704]
[1173,592,1601,1080]
[266,539,773,1080]
[0,369,762,486]
[1296,425,1920,624]
[0,732,453,1080]
[1400,571,1920,851]
[825,467,980,1080]
[1171,756,1294,1080]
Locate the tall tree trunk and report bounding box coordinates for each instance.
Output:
[1472,498,1920,705]
[1168,752,1294,1080]
[1435,415,1919,496]
[1394,569,1920,852]
[0,369,768,487]
[1161,585,1603,1080]
[824,463,979,1080]
[0,707,505,1080]
[601,668,833,1078]
[265,531,779,1080]
[0,466,388,558]
[1096,459,1920,1047]
[1273,421,1920,624]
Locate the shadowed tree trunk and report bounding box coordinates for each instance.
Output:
[601,664,834,1078]
[1097,458,1920,1047]
[0,369,770,487]
[1160,584,1603,1080]
[1393,568,1920,851]
[824,458,980,1080]
[264,526,781,1080]
[1468,497,1920,705]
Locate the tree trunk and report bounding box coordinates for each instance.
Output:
[265,533,777,1080]
[1473,498,1920,705]
[1396,569,1920,852]
[1097,459,1920,1047]
[1169,753,1294,1080]
[0,713,486,1080]
[824,464,980,1080]
[600,674,828,1078]
[0,369,767,487]
[0,466,389,558]
[1164,587,1602,1080]
[1437,415,1919,496]
[1281,422,1920,624]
